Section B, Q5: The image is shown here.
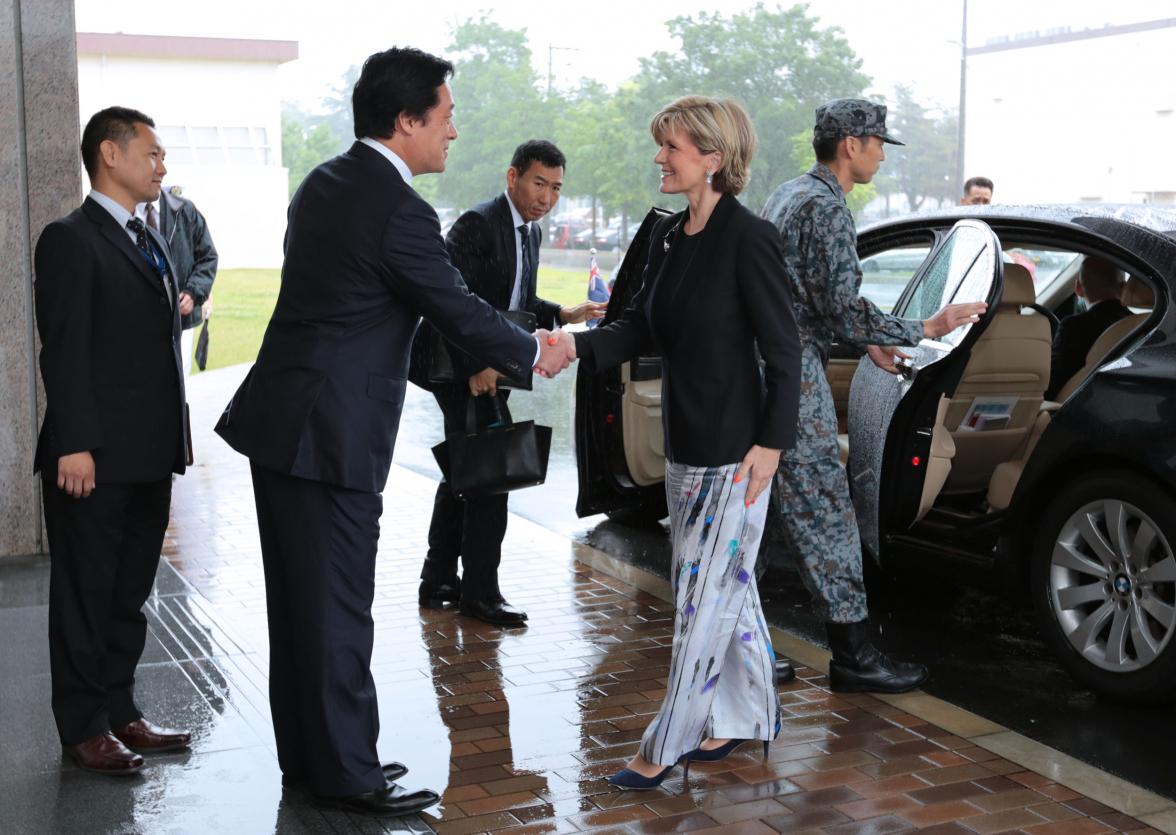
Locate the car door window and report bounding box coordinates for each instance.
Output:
[860,247,929,313]
[897,220,999,349]
[848,219,1002,558]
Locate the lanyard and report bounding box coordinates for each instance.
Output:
[134,234,169,279]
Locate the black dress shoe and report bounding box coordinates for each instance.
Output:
[418,580,460,608]
[774,658,796,684]
[282,762,407,789]
[459,598,528,626]
[311,781,439,817]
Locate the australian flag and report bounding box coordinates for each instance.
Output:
[586,249,610,329]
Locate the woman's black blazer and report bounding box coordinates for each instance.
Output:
[574,192,801,467]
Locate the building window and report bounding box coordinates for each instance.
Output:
[158,125,275,167]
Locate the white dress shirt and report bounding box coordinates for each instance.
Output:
[359,137,413,185]
[89,189,139,246]
[504,191,528,312]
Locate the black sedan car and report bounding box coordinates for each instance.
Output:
[575,204,1176,704]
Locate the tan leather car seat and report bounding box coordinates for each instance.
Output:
[988,276,1156,510]
[1053,277,1154,402]
[987,410,1051,510]
[941,263,1051,493]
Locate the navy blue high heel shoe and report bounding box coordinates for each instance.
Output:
[681,738,771,782]
[606,762,677,790]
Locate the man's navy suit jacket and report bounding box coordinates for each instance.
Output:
[216,142,535,493]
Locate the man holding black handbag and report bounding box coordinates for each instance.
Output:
[410,140,604,626]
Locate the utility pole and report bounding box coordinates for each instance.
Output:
[547,44,577,98]
[956,0,968,199]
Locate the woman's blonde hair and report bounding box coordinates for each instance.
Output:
[649,96,757,195]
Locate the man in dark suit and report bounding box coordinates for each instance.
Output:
[1046,256,1130,399]
[34,106,192,775]
[412,140,605,626]
[214,49,571,817]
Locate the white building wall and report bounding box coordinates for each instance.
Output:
[965,26,1176,205]
[78,53,289,267]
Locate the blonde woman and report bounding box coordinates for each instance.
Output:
[568,96,802,789]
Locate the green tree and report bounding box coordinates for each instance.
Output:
[879,85,957,212]
[281,107,341,198]
[630,3,871,211]
[434,17,553,211]
[315,65,359,154]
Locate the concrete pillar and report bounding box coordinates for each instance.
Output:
[0,0,81,558]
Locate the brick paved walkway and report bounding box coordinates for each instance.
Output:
[140,366,1169,834]
[1,363,1170,834]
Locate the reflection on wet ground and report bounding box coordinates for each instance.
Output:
[1,364,1172,834]
[582,511,1176,805]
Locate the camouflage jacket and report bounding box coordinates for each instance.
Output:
[761,163,924,463]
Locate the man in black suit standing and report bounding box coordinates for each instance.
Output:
[1046,256,1130,399]
[215,48,571,817]
[34,106,192,775]
[413,140,605,626]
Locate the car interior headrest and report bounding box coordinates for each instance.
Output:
[1121,277,1155,309]
[1000,263,1035,307]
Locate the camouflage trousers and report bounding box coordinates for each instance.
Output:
[774,456,869,624]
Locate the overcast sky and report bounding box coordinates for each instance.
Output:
[75,0,1174,112]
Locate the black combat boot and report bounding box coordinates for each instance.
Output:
[826,621,928,693]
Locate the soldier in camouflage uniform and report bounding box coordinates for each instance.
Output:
[761,98,987,694]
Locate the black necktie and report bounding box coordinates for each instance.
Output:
[127,216,153,258]
[127,216,171,304]
[518,223,532,301]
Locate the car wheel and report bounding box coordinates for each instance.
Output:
[1031,472,1176,705]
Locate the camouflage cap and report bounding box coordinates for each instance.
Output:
[814,98,904,145]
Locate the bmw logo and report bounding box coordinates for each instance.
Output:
[1114,575,1132,595]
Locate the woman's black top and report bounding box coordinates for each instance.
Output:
[574,192,802,467]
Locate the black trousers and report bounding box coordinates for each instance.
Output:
[421,387,511,602]
[249,461,385,797]
[43,475,171,746]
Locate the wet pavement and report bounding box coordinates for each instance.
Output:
[1,362,1174,834]
[578,494,1176,805]
[398,367,1176,806]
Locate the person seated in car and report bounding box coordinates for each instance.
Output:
[1046,257,1129,400]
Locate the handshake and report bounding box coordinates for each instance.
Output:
[534,328,578,379]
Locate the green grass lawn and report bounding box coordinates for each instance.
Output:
[196,266,596,373]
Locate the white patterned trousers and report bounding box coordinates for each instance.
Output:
[638,461,780,766]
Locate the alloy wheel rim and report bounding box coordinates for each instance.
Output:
[1050,499,1176,673]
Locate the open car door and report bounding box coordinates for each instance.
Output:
[574,207,671,520]
[848,220,1004,560]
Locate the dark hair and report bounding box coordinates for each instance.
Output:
[510,139,566,175]
[1079,256,1124,296]
[812,134,841,164]
[352,47,454,139]
[80,106,155,179]
[964,176,994,195]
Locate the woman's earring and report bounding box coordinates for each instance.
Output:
[706,170,714,186]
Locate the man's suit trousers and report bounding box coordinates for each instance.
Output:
[421,387,512,602]
[249,462,386,797]
[43,476,171,745]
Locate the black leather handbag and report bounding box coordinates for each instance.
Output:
[427,310,536,391]
[431,396,551,498]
